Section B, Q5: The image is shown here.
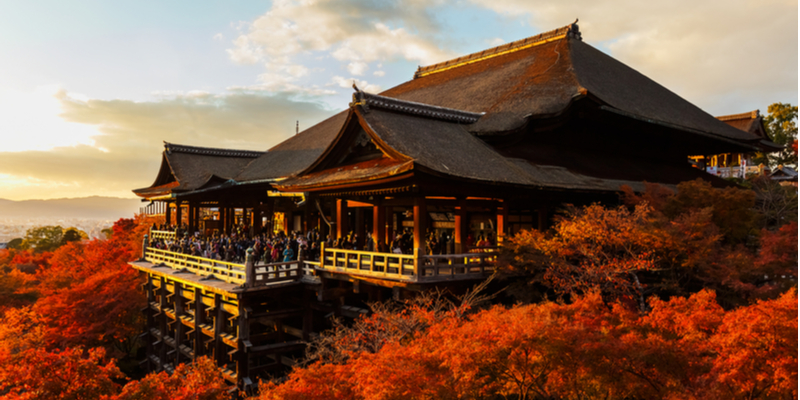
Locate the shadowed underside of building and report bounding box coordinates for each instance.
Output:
[129,21,777,391]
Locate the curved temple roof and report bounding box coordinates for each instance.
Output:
[133,142,264,199]
[134,22,777,199]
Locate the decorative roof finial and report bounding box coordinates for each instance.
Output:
[568,18,582,41]
[349,82,368,110]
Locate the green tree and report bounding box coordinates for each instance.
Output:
[60,227,87,246]
[6,238,23,250]
[21,226,64,253]
[764,102,798,167]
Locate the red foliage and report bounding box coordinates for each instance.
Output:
[0,346,123,399]
[261,289,797,400]
[114,356,230,400]
[30,219,145,354]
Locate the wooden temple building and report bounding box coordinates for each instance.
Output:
[128,22,776,390]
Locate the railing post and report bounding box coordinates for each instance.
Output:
[297,247,304,277]
[245,248,255,288]
[319,243,325,269]
[140,234,149,261]
[413,247,419,277]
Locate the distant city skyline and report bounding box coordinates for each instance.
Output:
[0,0,797,200]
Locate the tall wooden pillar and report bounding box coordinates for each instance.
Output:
[214,294,225,366]
[373,205,386,250]
[165,203,172,226]
[187,203,195,234]
[455,199,467,253]
[355,207,365,249]
[195,205,201,233]
[176,202,183,228]
[413,197,427,256]
[236,302,250,384]
[218,206,226,235]
[285,211,292,234]
[496,201,508,246]
[194,289,205,357]
[336,199,349,239]
[158,276,168,369]
[385,206,394,245]
[253,205,262,235]
[174,284,185,365]
[265,201,274,235]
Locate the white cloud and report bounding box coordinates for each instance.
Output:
[225,0,453,97]
[0,89,336,200]
[330,76,381,93]
[213,33,224,42]
[347,61,369,76]
[373,70,386,77]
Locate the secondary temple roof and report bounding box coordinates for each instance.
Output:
[133,142,264,198]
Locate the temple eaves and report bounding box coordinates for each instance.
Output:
[163,141,265,158]
[351,89,483,124]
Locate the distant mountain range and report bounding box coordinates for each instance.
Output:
[0,196,143,220]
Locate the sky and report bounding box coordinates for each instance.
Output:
[0,0,797,201]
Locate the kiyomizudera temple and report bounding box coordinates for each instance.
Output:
[129,22,779,391]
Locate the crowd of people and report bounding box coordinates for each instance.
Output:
[148,222,498,265]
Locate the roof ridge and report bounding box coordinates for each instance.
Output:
[351,90,484,124]
[716,110,760,121]
[413,20,581,80]
[163,142,265,158]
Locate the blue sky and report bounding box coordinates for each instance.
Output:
[0,0,796,200]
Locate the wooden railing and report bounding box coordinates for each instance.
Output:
[419,252,497,281]
[150,230,177,241]
[145,247,246,285]
[143,247,315,288]
[318,245,496,282]
[142,239,495,287]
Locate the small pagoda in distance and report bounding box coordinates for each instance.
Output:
[129,21,777,391]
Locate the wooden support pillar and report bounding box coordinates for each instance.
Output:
[236,302,250,384]
[175,202,183,229]
[385,206,394,246]
[355,207,365,249]
[187,203,195,235]
[158,276,168,369]
[265,201,275,234]
[253,205,262,235]
[496,201,508,246]
[285,211,292,235]
[174,284,185,365]
[455,199,467,253]
[165,203,172,226]
[218,206,226,235]
[194,289,205,358]
[373,205,386,251]
[336,199,349,240]
[145,276,155,372]
[214,294,225,366]
[413,197,427,256]
[303,200,311,233]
